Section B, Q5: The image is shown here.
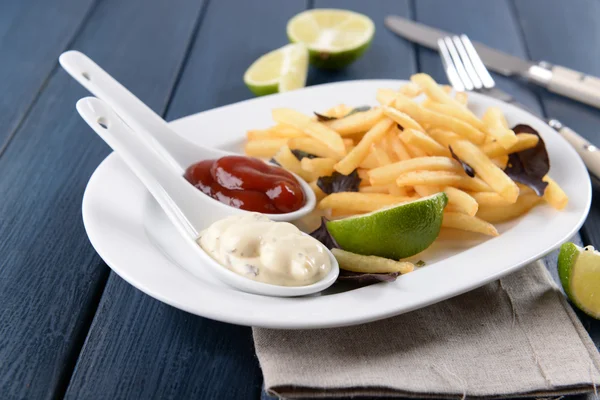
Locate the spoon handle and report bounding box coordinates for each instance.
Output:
[76,97,203,239]
[60,51,187,174]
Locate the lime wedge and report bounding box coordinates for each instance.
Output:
[287,9,375,69]
[326,193,448,259]
[244,43,309,96]
[558,242,600,319]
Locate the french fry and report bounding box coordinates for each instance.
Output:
[399,82,423,98]
[334,118,394,175]
[388,128,412,161]
[330,208,366,218]
[394,94,486,144]
[369,157,462,185]
[382,106,426,132]
[358,150,380,169]
[425,102,485,131]
[442,85,452,94]
[476,194,542,223]
[480,133,539,158]
[400,129,451,157]
[491,155,509,169]
[301,157,336,178]
[288,137,341,160]
[273,145,312,181]
[406,143,428,158]
[272,124,306,137]
[450,140,519,203]
[396,170,492,192]
[324,104,351,118]
[469,191,514,207]
[328,108,384,135]
[543,176,568,210]
[411,73,484,130]
[388,185,408,196]
[272,108,346,156]
[246,129,285,140]
[455,91,468,105]
[354,170,369,189]
[443,187,479,216]
[359,185,390,193]
[413,185,441,197]
[318,192,414,213]
[442,212,499,236]
[372,143,393,166]
[309,180,327,201]
[376,88,398,105]
[428,129,461,148]
[332,248,414,274]
[244,139,288,158]
[482,107,517,149]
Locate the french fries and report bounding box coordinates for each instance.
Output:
[396,171,491,192]
[400,129,451,157]
[318,192,414,213]
[328,108,384,135]
[443,187,479,216]
[442,212,499,236]
[369,157,462,185]
[450,140,519,203]
[334,118,394,175]
[482,107,517,149]
[332,248,414,274]
[480,133,539,158]
[272,108,346,156]
[476,194,542,223]
[241,73,568,262]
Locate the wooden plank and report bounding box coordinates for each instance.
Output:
[0,0,96,149]
[0,0,204,398]
[64,1,306,399]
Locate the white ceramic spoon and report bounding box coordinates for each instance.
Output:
[76,97,339,297]
[59,50,316,223]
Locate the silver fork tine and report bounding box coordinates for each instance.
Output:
[452,35,483,89]
[443,37,474,91]
[437,38,465,91]
[460,34,495,89]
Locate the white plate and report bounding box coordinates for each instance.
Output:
[82,80,591,329]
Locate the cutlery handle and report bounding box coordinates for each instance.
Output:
[547,65,600,109]
[60,51,187,173]
[76,97,208,239]
[549,119,600,182]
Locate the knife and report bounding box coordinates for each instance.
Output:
[385,15,600,109]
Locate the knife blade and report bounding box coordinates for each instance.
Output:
[385,15,600,109]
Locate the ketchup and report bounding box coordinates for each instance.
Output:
[184,156,305,214]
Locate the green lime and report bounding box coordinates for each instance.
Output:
[326,193,448,259]
[243,43,309,96]
[287,9,375,69]
[558,242,600,319]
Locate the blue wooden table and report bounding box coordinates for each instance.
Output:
[1,0,599,398]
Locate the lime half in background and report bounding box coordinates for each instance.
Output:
[558,242,600,319]
[326,193,448,259]
[243,43,309,96]
[287,9,375,69]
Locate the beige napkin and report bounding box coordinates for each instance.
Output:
[254,261,600,399]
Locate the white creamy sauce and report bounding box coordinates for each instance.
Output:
[198,213,331,286]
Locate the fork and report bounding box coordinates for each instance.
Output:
[438,34,600,184]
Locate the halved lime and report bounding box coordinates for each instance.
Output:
[558,242,600,319]
[244,43,309,96]
[326,193,448,259]
[287,9,375,69]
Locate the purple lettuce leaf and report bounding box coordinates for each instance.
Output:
[504,124,549,196]
[317,170,361,194]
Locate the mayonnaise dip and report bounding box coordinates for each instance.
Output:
[198,213,331,286]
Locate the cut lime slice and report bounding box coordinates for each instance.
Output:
[244,43,309,96]
[558,242,600,319]
[326,193,448,259]
[287,9,375,69]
